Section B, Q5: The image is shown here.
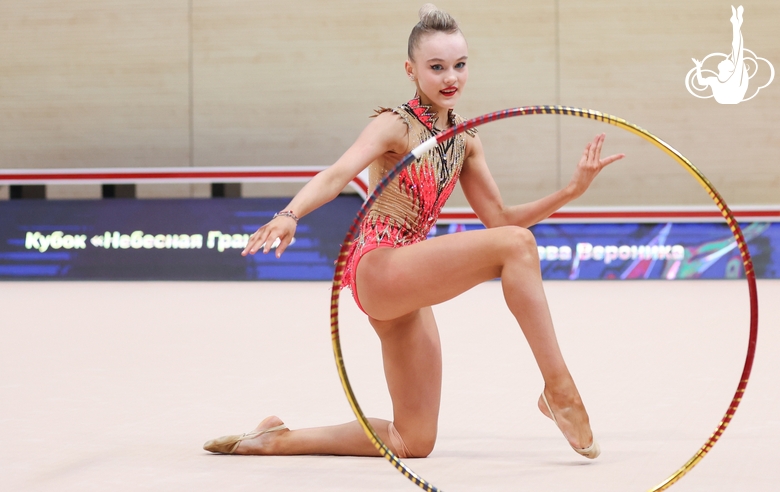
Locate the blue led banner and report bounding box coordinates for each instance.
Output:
[0,198,777,280]
[432,222,779,280]
[0,197,362,280]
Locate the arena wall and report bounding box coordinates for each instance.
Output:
[1,0,777,206]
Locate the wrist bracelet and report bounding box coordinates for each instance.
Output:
[273,210,299,223]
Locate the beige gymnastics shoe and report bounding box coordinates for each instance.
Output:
[203,424,288,454]
[540,392,601,459]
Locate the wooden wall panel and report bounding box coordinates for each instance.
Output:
[558,0,780,206]
[0,1,190,169]
[447,2,559,207]
[192,0,558,207]
[0,1,777,206]
[47,184,101,200]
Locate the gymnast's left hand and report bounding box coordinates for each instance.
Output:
[567,133,624,198]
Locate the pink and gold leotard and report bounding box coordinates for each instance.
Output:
[342,96,477,313]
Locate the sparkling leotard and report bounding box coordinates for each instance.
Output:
[342,96,477,310]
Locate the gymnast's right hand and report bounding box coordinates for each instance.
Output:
[242,214,297,258]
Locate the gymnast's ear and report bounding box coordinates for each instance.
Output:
[405,60,415,80]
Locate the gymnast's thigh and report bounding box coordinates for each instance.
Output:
[356,226,536,320]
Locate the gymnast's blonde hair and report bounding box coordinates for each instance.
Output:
[407,3,461,61]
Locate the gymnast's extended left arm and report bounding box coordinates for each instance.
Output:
[459,133,624,229]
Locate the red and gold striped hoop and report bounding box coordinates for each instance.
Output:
[329,106,759,492]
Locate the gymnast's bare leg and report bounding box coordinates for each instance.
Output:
[231,225,593,456]
[234,307,442,457]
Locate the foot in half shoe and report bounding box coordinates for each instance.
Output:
[539,390,600,459]
[204,416,288,455]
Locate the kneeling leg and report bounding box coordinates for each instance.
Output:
[370,307,442,458]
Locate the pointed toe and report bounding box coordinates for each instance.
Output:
[541,392,600,460]
[574,439,600,459]
[203,434,242,454]
[203,424,288,455]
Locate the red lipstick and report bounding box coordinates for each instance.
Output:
[440,86,458,97]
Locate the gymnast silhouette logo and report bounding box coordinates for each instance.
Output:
[685,5,774,104]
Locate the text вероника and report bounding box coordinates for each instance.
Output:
[538,243,685,265]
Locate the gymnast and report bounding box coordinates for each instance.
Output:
[204,4,624,459]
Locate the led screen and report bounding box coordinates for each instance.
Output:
[432,222,778,280]
[0,197,361,280]
[1,198,777,280]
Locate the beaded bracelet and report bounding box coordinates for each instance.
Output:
[273,210,299,223]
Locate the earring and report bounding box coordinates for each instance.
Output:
[409,75,415,81]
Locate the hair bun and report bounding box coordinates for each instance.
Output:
[407,4,460,61]
[419,3,438,21]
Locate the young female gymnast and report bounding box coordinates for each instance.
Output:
[204,4,624,460]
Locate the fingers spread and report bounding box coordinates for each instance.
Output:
[241,215,297,258]
[242,228,267,256]
[263,236,282,254]
[276,236,293,258]
[591,134,623,169]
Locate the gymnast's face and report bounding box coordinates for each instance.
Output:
[406,31,469,115]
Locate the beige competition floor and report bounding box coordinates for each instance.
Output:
[2,280,778,492]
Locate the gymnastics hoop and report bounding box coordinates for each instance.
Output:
[329,105,759,492]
